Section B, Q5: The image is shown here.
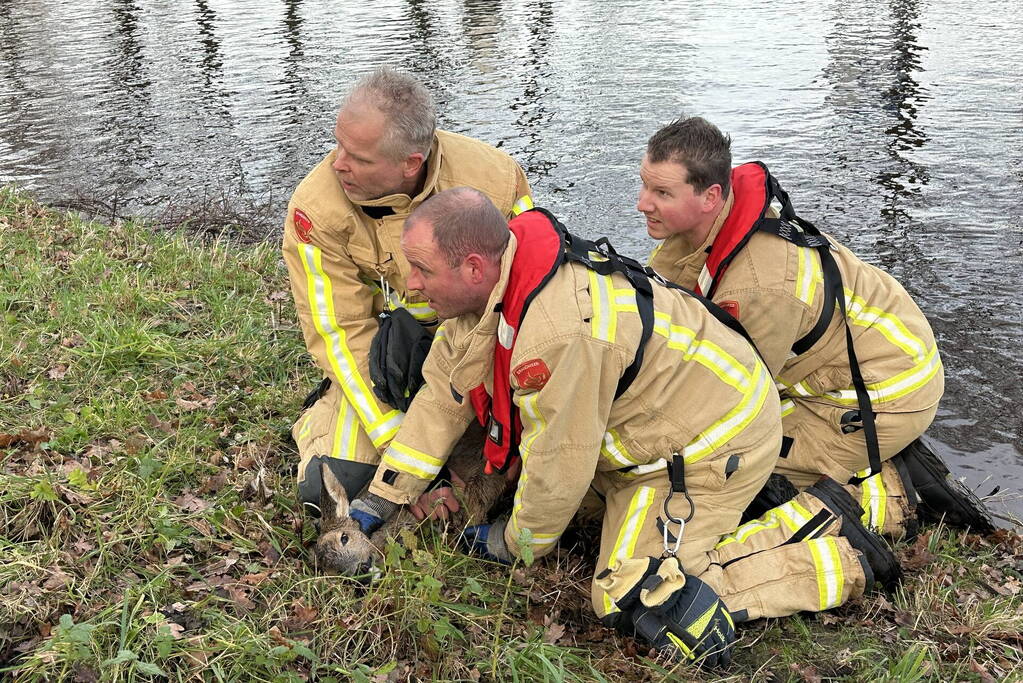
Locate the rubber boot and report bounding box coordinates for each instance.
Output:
[805,477,903,591]
[897,437,995,534]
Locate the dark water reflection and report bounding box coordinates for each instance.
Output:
[1,0,1021,515]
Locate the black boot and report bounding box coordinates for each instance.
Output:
[805,476,902,591]
[897,437,995,534]
[740,473,800,524]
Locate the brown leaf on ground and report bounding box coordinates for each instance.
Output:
[47,364,68,380]
[197,470,229,495]
[43,569,71,591]
[970,659,997,683]
[174,491,211,513]
[259,541,281,564]
[225,585,255,612]
[543,620,566,645]
[55,483,93,505]
[901,532,936,570]
[175,396,216,411]
[17,427,50,449]
[145,414,173,432]
[144,389,169,401]
[789,663,822,683]
[241,572,269,586]
[165,621,185,639]
[283,601,319,632]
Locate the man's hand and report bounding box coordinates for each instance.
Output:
[349,493,399,535]
[410,469,465,521]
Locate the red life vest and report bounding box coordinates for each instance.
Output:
[695,162,772,299]
[468,209,564,473]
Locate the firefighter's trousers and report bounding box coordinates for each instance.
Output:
[591,420,869,622]
[776,399,939,537]
[294,381,383,504]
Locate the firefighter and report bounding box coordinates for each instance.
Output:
[282,67,532,507]
[342,188,900,668]
[636,116,962,540]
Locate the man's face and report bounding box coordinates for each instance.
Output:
[402,221,485,319]
[332,104,413,201]
[636,155,711,240]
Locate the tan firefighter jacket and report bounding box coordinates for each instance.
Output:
[282,130,532,450]
[649,191,944,415]
[368,231,778,561]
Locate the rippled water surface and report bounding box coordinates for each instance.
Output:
[2,0,1021,514]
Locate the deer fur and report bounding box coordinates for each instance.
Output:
[314,422,508,576]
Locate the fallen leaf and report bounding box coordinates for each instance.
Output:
[283,601,319,631]
[144,389,169,401]
[241,572,269,586]
[47,365,68,380]
[197,470,229,495]
[174,492,210,513]
[225,586,255,612]
[543,621,566,644]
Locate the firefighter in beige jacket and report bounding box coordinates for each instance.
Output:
[283,68,531,504]
[345,188,901,666]
[640,117,944,539]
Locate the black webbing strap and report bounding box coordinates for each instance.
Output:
[670,452,686,494]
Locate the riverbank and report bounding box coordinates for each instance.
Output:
[1,185,1020,681]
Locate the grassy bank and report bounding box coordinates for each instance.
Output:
[1,186,1021,682]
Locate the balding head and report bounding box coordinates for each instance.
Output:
[406,187,510,268]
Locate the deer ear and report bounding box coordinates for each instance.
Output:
[319,461,350,523]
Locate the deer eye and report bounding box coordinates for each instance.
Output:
[340,533,349,545]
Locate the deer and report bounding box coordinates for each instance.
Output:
[313,422,511,576]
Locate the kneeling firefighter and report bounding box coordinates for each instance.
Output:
[340,187,901,668]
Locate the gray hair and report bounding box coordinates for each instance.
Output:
[343,67,437,162]
[406,187,510,268]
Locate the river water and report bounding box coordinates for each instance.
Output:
[2,0,1021,517]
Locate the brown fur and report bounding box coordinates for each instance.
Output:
[314,422,508,575]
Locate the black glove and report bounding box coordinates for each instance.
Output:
[631,570,735,669]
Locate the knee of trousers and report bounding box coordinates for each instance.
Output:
[844,460,916,539]
[700,535,869,621]
[293,385,381,466]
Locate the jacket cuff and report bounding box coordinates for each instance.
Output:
[367,467,433,506]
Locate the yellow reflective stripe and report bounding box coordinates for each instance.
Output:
[808,537,844,610]
[619,458,669,478]
[818,345,942,405]
[648,242,663,265]
[297,413,314,441]
[400,298,437,321]
[510,393,547,537]
[587,270,616,342]
[844,289,928,361]
[780,398,795,418]
[666,632,694,659]
[512,195,534,215]
[601,486,656,614]
[682,360,772,465]
[332,394,360,460]
[686,601,719,641]
[653,316,753,393]
[600,429,641,468]
[859,472,886,532]
[715,499,812,548]
[612,288,638,314]
[381,441,444,480]
[299,244,403,446]
[795,247,822,306]
[432,325,446,344]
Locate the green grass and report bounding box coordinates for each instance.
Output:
[2,185,1021,681]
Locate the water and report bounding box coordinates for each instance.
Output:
[2,0,1021,516]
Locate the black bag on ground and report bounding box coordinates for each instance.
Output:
[369,307,433,412]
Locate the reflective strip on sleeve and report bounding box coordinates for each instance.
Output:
[820,345,942,405]
[844,288,928,361]
[512,195,534,216]
[602,485,657,615]
[808,537,845,610]
[600,429,642,468]
[298,244,403,446]
[780,398,795,418]
[509,393,547,539]
[858,471,887,533]
[381,441,444,480]
[795,247,823,306]
[332,394,362,460]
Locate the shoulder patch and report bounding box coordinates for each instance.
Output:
[718,300,740,320]
[293,208,313,243]
[512,358,552,391]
